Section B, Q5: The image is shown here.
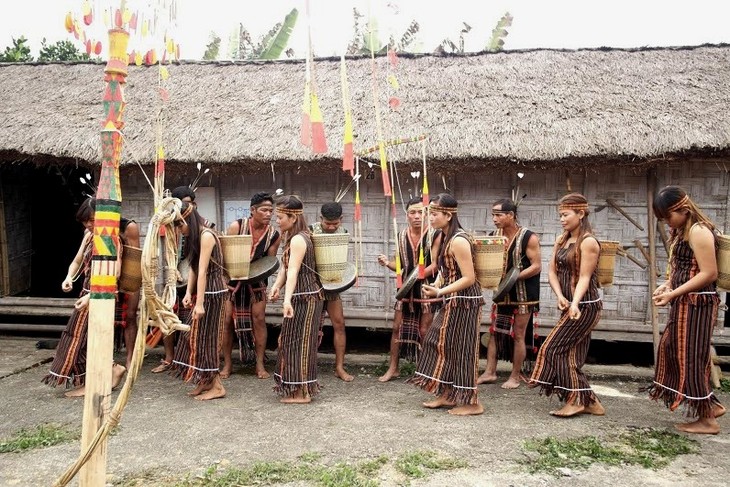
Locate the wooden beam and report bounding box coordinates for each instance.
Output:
[607,198,645,231]
[647,169,660,365]
[656,220,670,255]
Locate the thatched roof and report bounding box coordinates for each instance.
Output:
[2,44,730,170]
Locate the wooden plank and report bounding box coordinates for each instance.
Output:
[0,306,72,317]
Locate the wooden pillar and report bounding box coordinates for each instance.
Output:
[0,173,8,296]
[647,168,660,364]
[382,196,391,311]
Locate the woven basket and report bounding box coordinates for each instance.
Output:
[474,236,505,289]
[597,240,620,287]
[119,245,142,293]
[219,235,253,280]
[311,233,350,283]
[717,234,730,291]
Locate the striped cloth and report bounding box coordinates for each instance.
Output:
[170,230,228,385]
[274,231,325,397]
[407,231,484,406]
[648,231,722,418]
[529,238,602,406]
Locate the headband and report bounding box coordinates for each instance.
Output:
[667,195,689,213]
[429,204,457,214]
[558,203,589,212]
[180,205,194,220]
[277,207,303,216]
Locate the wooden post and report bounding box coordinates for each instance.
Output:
[382,196,391,311]
[80,24,130,487]
[647,169,660,364]
[0,174,8,296]
[656,220,670,255]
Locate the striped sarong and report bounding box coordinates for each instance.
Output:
[42,300,89,388]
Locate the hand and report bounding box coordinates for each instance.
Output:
[421,284,439,299]
[268,287,280,302]
[653,282,670,297]
[74,294,90,310]
[194,303,205,320]
[377,255,389,267]
[182,293,193,308]
[556,295,569,311]
[283,301,294,318]
[653,291,672,307]
[568,303,581,320]
[62,278,73,293]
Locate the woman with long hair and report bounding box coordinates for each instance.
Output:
[649,185,725,434]
[529,193,604,417]
[169,201,228,400]
[268,195,324,403]
[409,193,485,416]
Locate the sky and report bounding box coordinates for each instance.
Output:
[2,1,730,60]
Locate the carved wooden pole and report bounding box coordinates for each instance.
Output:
[80,23,129,487]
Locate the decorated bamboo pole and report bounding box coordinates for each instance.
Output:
[418,139,429,279]
[80,20,129,486]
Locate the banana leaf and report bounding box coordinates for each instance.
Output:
[259,8,298,60]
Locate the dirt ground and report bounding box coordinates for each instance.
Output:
[0,336,729,487]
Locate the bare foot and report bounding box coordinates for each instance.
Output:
[64,386,85,398]
[220,364,232,379]
[195,384,226,401]
[675,418,720,435]
[112,364,126,390]
[501,377,521,389]
[335,368,354,382]
[713,404,726,419]
[256,367,271,379]
[449,403,484,416]
[187,382,211,396]
[550,402,585,417]
[582,401,606,416]
[423,396,456,409]
[476,372,497,385]
[378,369,400,383]
[151,360,171,374]
[281,395,312,404]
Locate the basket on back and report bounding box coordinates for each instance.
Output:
[119,245,143,293]
[717,234,730,291]
[219,235,253,280]
[597,240,620,287]
[311,233,350,283]
[474,236,506,289]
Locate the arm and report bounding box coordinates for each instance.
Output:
[226,220,240,236]
[62,232,92,292]
[519,233,541,280]
[377,254,397,272]
[267,232,282,256]
[422,236,475,297]
[568,237,600,320]
[192,231,216,320]
[424,232,443,279]
[548,241,569,311]
[269,262,286,301]
[282,235,307,318]
[654,225,718,306]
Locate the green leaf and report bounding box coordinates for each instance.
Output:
[486,12,513,52]
[258,8,299,60]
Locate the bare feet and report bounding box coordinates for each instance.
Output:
[281,391,312,404]
[195,381,226,401]
[449,403,484,416]
[378,369,400,383]
[112,364,126,390]
[187,382,211,396]
[256,366,271,379]
[151,360,171,373]
[476,372,497,385]
[64,386,85,398]
[219,364,232,379]
[423,396,456,409]
[713,404,726,419]
[674,418,720,435]
[582,401,606,416]
[501,377,521,389]
[550,402,585,417]
[335,367,354,382]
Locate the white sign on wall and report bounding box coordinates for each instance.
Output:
[223,200,250,231]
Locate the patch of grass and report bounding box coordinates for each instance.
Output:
[372,360,416,377]
[0,423,79,453]
[523,427,699,476]
[718,378,730,393]
[394,450,468,480]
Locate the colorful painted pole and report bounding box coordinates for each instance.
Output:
[80,22,129,487]
[419,140,429,279]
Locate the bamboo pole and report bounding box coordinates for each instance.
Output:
[607,198,645,231]
[633,239,661,277]
[647,169,660,364]
[656,220,670,255]
[81,22,130,484]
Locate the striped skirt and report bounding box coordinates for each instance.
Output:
[274,298,324,397]
[529,302,601,406]
[231,283,267,363]
[491,304,541,375]
[42,299,89,388]
[648,293,722,418]
[170,291,226,385]
[407,302,482,405]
